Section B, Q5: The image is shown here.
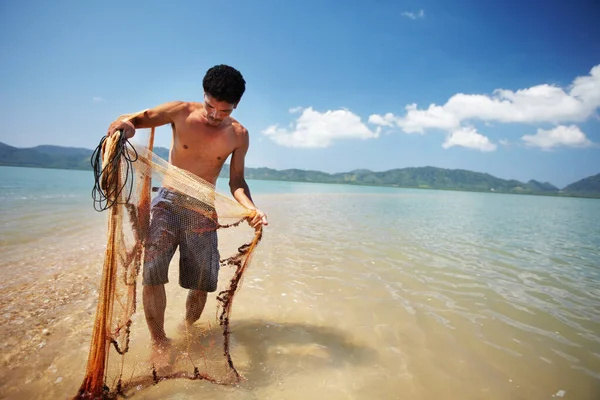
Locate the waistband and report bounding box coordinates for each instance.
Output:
[152,187,215,210]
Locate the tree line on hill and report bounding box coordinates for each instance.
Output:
[1,141,598,198]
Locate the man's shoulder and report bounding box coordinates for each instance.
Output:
[229,118,249,136]
[159,101,197,119]
[227,119,249,151]
[181,101,203,113]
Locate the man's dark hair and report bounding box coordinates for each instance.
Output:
[203,64,246,104]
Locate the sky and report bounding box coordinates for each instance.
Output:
[1,0,599,188]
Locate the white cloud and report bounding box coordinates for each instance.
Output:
[367,112,396,127]
[443,84,591,124]
[521,125,593,150]
[289,106,303,114]
[371,65,600,130]
[394,104,461,133]
[443,127,497,152]
[368,64,600,152]
[262,107,380,148]
[92,96,104,103]
[401,9,425,20]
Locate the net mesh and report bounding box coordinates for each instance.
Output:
[74,128,262,399]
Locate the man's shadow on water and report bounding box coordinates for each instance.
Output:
[137,318,377,394]
[223,319,378,388]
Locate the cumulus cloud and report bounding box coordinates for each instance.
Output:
[369,64,600,151]
[367,113,396,127]
[262,107,380,148]
[401,9,425,20]
[443,127,497,152]
[521,125,593,150]
[385,104,461,134]
[371,65,600,129]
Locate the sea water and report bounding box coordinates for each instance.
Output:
[1,165,599,399]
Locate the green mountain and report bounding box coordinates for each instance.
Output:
[525,180,560,192]
[235,165,562,195]
[562,173,600,197]
[152,147,170,161]
[0,142,82,169]
[0,142,171,170]
[1,141,598,198]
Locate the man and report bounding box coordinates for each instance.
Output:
[106,64,268,349]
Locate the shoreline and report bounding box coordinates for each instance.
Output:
[1,164,598,200]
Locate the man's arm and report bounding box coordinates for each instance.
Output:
[107,101,187,138]
[229,129,268,228]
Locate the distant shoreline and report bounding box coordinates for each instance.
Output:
[2,163,598,200]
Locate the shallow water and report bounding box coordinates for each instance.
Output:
[1,167,600,399]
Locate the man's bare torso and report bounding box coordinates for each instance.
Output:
[167,102,245,185]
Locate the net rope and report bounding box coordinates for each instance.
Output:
[74,126,263,399]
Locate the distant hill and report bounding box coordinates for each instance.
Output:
[1,141,598,198]
[525,180,560,192]
[235,165,563,195]
[0,142,171,171]
[152,147,170,161]
[562,173,600,197]
[0,142,90,170]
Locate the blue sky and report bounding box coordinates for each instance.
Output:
[1,0,599,187]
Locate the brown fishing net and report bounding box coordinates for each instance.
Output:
[74,127,262,399]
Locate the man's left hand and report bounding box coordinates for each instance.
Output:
[249,209,268,229]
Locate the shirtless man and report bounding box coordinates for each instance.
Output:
[106,64,268,348]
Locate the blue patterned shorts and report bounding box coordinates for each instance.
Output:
[142,188,220,292]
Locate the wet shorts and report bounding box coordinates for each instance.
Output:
[142,187,220,292]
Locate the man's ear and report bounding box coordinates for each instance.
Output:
[233,103,238,109]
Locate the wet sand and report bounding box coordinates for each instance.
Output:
[1,192,600,400]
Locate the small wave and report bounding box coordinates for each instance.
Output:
[486,310,580,348]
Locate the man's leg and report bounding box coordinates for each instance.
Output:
[180,204,220,326]
[185,289,208,325]
[142,193,178,346]
[143,284,169,345]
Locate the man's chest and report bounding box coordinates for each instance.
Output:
[173,123,237,160]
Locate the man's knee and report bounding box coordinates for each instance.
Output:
[189,289,208,299]
[143,285,166,304]
[144,284,166,292]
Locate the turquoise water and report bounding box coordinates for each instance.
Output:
[1,165,600,400]
[0,165,425,246]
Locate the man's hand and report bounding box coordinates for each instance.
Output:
[107,119,136,139]
[248,209,268,229]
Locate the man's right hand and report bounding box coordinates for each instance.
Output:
[107,119,136,139]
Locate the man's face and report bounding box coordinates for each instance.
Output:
[203,93,236,126]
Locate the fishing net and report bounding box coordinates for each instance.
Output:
[74,126,262,399]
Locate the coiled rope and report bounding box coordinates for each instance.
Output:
[91,131,138,212]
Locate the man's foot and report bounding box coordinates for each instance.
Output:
[179,319,213,339]
[179,319,193,333]
[179,320,200,342]
[149,337,173,375]
[151,336,172,349]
